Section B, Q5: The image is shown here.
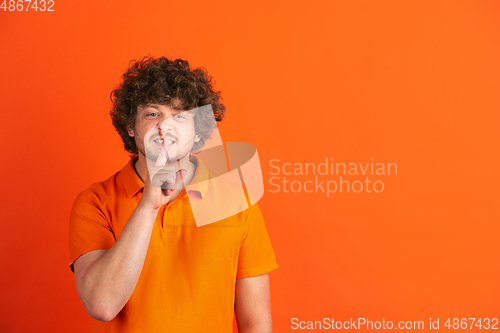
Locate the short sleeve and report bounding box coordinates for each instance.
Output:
[236,203,279,278]
[68,189,116,272]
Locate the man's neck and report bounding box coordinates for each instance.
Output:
[134,152,197,200]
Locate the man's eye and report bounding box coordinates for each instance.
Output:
[173,114,186,119]
[148,113,160,117]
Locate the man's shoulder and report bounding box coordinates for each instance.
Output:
[75,171,121,204]
[76,158,136,203]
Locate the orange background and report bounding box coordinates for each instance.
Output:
[1,1,499,332]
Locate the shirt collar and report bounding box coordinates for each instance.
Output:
[120,155,144,198]
[120,154,210,199]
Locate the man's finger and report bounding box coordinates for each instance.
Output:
[152,171,176,188]
[155,123,169,166]
[155,145,168,166]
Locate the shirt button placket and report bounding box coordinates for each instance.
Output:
[163,202,177,236]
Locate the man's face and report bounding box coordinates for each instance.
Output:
[128,103,200,164]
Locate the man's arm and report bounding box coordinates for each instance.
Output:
[73,164,181,322]
[234,273,273,333]
[73,203,158,322]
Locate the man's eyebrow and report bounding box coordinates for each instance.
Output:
[142,104,160,110]
[177,108,196,115]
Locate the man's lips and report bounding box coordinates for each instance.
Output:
[152,137,176,145]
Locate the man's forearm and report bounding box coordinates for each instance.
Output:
[238,323,273,333]
[76,203,159,321]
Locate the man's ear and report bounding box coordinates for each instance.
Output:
[127,126,135,137]
[194,134,201,142]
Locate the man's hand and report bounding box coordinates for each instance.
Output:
[140,147,186,210]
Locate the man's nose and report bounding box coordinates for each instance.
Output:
[158,117,175,134]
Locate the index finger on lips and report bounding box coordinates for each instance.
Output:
[155,124,168,167]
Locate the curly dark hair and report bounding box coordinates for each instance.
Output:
[110,56,225,155]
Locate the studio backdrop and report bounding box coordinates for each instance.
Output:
[0,1,499,332]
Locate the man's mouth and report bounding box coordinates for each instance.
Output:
[153,138,176,147]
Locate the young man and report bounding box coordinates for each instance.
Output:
[69,57,279,332]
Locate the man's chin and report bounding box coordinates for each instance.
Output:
[144,152,186,165]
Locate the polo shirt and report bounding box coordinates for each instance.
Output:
[69,155,279,333]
